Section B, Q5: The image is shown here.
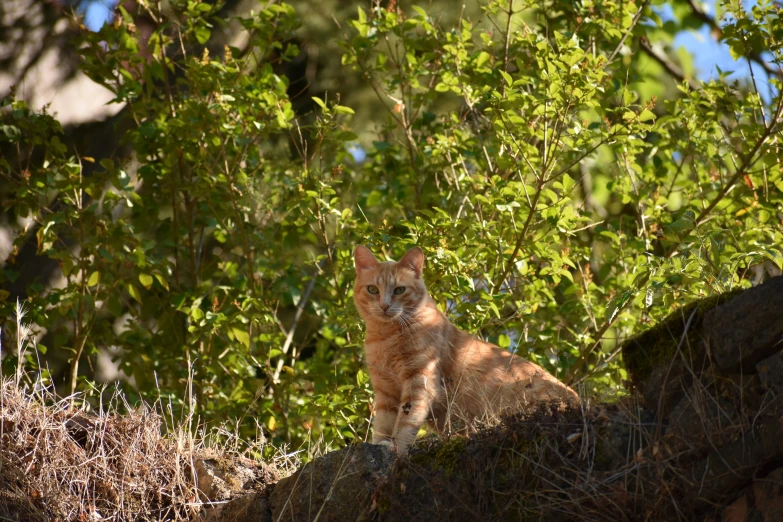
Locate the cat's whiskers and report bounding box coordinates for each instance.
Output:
[396,312,414,334]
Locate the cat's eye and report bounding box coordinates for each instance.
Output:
[393,286,406,295]
[367,285,379,295]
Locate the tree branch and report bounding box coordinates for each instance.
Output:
[664,94,783,258]
[492,178,544,292]
[608,0,649,63]
[639,38,701,91]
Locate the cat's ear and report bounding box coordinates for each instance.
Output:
[398,247,424,278]
[354,245,379,273]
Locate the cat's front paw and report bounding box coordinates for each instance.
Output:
[375,439,396,452]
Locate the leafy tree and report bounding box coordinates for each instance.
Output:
[1,0,781,455]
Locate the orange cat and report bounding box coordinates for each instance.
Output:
[353,245,579,455]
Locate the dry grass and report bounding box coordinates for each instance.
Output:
[0,303,287,522]
[0,377,204,521]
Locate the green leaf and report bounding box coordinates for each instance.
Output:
[87,271,100,287]
[638,109,656,122]
[233,327,250,348]
[337,130,359,141]
[412,5,427,18]
[366,190,382,207]
[128,284,142,304]
[356,369,369,386]
[561,174,575,192]
[475,51,490,68]
[139,273,154,289]
[334,105,355,115]
[500,70,512,85]
[154,273,170,291]
[194,26,211,45]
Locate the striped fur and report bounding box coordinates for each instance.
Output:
[353,245,579,455]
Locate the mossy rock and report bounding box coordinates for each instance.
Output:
[408,434,468,476]
[621,289,742,393]
[269,442,394,522]
[377,406,594,522]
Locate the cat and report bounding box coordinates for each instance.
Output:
[353,245,579,455]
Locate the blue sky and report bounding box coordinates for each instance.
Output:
[659,0,777,102]
[663,1,769,76]
[80,0,119,32]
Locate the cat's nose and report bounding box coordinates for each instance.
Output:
[380,304,390,311]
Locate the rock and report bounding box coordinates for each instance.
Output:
[757,350,783,391]
[202,491,271,522]
[704,276,783,371]
[667,383,738,448]
[268,442,394,522]
[195,456,277,502]
[641,363,692,417]
[375,407,615,522]
[195,455,278,522]
[667,373,766,450]
[722,467,783,522]
[687,413,783,507]
[620,291,739,413]
[196,459,251,502]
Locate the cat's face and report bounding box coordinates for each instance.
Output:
[353,246,427,323]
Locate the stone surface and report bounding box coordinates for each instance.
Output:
[757,350,783,391]
[620,292,736,413]
[196,459,250,502]
[641,363,692,417]
[723,467,783,522]
[704,276,783,371]
[196,455,278,522]
[687,413,783,507]
[268,443,394,522]
[667,384,738,447]
[202,491,271,522]
[195,456,277,502]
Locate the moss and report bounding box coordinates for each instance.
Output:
[621,289,742,388]
[434,435,468,476]
[409,447,435,468]
[409,435,468,477]
[215,456,234,473]
[377,494,391,514]
[492,438,535,487]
